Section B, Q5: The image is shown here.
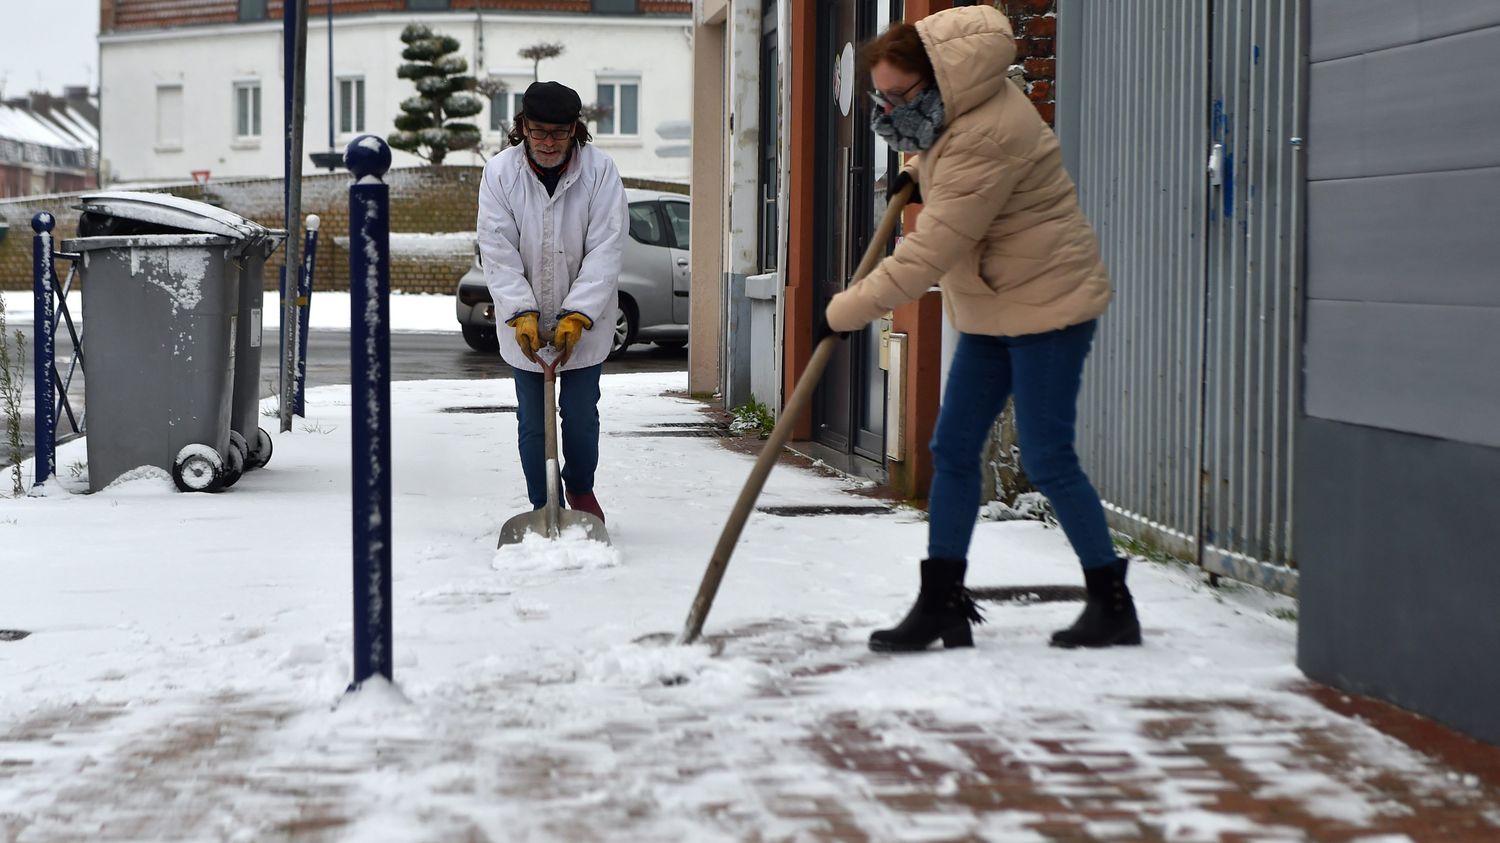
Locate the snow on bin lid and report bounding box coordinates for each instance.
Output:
[73,191,265,240]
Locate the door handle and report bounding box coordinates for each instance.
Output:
[1208,142,1224,187]
[676,258,689,267]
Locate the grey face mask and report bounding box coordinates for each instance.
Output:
[871,85,946,152]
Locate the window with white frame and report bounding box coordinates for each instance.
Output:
[339,77,366,134]
[157,85,184,148]
[595,77,640,137]
[488,84,526,133]
[234,81,261,139]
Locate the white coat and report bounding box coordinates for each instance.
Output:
[476,142,627,372]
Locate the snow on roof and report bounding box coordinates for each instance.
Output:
[0,103,89,149]
[42,106,100,149]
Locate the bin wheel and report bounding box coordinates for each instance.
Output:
[221,442,245,489]
[173,446,225,493]
[229,430,249,463]
[248,428,274,469]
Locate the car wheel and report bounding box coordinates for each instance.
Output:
[462,324,500,353]
[610,295,638,356]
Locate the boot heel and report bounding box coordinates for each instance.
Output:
[941,623,973,649]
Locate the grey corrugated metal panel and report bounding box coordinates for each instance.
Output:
[1308,167,1500,307]
[1416,0,1500,41]
[1304,299,1500,449]
[1071,0,1207,542]
[1275,0,1307,565]
[1308,0,1418,62]
[1297,416,1500,747]
[1260,0,1301,565]
[1067,0,1299,580]
[1310,26,1500,181]
[1185,0,1210,537]
[1204,0,1238,564]
[1201,0,1302,568]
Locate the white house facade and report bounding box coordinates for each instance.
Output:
[98,7,693,184]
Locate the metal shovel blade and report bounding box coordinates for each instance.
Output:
[497,509,611,547]
[495,355,611,548]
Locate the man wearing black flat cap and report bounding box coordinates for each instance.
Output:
[477,80,627,525]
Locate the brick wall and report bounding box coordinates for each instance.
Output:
[999,0,1057,125]
[0,166,477,296]
[0,165,688,295]
[105,0,690,33]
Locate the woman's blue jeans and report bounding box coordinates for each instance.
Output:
[927,321,1117,569]
[511,363,602,508]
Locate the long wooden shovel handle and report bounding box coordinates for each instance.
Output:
[678,182,915,645]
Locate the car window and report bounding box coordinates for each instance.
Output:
[628,202,667,247]
[663,201,690,250]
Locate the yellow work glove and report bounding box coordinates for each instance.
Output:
[552,312,593,365]
[506,311,540,362]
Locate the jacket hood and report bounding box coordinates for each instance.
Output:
[915,5,1017,121]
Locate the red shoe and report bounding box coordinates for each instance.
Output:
[566,491,606,524]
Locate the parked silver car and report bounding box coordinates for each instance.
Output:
[456,188,691,354]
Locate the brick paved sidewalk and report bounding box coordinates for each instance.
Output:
[784,691,1500,842]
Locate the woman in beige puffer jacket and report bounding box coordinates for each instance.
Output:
[825,6,1139,655]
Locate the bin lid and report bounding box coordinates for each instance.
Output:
[73,191,265,241]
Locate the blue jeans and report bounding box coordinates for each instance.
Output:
[511,363,603,509]
[927,321,1117,569]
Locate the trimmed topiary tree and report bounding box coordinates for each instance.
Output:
[388,23,484,165]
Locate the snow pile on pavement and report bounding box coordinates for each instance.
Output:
[492,527,624,575]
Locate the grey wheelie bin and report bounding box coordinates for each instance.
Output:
[65,191,275,493]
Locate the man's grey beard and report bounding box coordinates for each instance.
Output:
[527,143,570,167]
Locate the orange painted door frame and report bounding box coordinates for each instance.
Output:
[783,0,954,499]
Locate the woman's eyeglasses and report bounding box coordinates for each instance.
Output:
[525,126,574,141]
[869,79,925,109]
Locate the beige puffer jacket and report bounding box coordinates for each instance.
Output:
[827,5,1111,338]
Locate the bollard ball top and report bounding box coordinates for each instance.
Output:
[345,135,392,180]
[31,212,56,232]
[306,213,321,232]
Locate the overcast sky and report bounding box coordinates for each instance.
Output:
[0,0,100,98]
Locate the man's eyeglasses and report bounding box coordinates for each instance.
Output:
[868,79,924,110]
[525,126,574,141]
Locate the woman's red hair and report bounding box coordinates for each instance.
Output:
[862,22,935,81]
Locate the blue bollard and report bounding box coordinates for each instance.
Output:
[30,213,57,492]
[346,135,394,689]
[294,214,320,417]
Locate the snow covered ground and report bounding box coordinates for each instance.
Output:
[1,304,1496,841]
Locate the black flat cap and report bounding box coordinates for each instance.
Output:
[521,81,582,125]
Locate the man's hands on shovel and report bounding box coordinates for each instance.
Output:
[507,311,542,363]
[506,310,592,366]
[552,311,592,367]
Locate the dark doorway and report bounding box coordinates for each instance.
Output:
[812,0,901,469]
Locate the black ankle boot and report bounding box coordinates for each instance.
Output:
[1050,558,1142,648]
[869,558,986,653]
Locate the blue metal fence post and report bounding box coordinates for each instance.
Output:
[346,135,394,689]
[294,214,320,417]
[30,213,57,492]
[281,0,296,419]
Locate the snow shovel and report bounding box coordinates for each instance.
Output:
[677,182,915,645]
[498,347,610,547]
